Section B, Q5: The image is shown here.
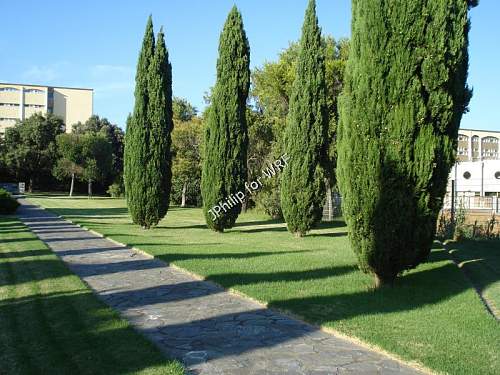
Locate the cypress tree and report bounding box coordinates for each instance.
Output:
[201,6,250,232]
[280,0,328,237]
[125,16,154,227]
[145,28,173,226]
[337,0,477,286]
[125,16,173,228]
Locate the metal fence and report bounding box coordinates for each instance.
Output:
[322,192,342,221]
[442,195,500,213]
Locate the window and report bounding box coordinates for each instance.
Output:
[0,117,17,122]
[482,136,498,144]
[0,103,19,107]
[0,87,19,92]
[463,171,471,179]
[24,88,44,94]
[472,135,479,143]
[24,104,43,108]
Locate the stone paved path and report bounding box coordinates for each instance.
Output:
[17,200,423,375]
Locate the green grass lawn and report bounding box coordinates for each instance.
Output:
[447,239,500,316]
[0,215,184,375]
[28,194,500,375]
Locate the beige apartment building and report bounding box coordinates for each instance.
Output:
[457,128,500,161]
[0,82,93,135]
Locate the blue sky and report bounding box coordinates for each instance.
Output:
[1,1,498,131]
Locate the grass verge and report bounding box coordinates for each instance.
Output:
[0,215,184,375]
[447,239,499,317]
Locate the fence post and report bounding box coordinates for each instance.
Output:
[451,180,455,223]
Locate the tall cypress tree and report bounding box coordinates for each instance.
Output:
[125,17,173,228]
[280,0,328,237]
[145,28,173,227]
[125,16,155,227]
[338,0,477,286]
[201,6,250,232]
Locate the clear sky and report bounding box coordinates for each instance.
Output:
[1,1,498,131]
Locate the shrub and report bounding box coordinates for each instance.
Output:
[0,188,20,214]
[107,179,125,198]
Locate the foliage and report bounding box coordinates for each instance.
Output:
[280,0,328,236]
[171,117,203,206]
[250,36,348,217]
[173,97,197,122]
[2,113,64,191]
[81,133,113,188]
[201,6,250,231]
[72,115,125,183]
[107,177,125,198]
[0,188,19,214]
[146,26,174,225]
[53,133,84,195]
[124,17,173,228]
[337,0,476,286]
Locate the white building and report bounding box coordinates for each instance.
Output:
[448,160,500,197]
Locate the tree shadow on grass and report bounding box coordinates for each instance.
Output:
[0,291,181,374]
[266,249,475,324]
[154,249,314,264]
[207,265,357,288]
[306,231,348,238]
[43,207,129,218]
[0,249,53,259]
[446,240,499,307]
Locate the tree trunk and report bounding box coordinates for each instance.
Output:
[69,173,75,197]
[373,274,395,288]
[29,177,33,193]
[88,179,92,199]
[181,181,187,207]
[326,181,333,221]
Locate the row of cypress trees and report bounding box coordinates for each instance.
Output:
[126,0,476,286]
[201,1,328,235]
[124,16,173,229]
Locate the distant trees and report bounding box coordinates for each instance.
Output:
[338,0,476,286]
[80,134,113,197]
[280,0,329,236]
[124,16,173,228]
[72,115,125,185]
[173,97,197,122]
[54,132,112,197]
[171,117,203,207]
[201,6,250,232]
[250,36,348,219]
[2,113,64,192]
[53,133,84,196]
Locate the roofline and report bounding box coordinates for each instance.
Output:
[0,81,93,91]
[459,128,500,134]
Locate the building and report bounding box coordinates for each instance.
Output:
[0,82,93,135]
[456,128,500,161]
[448,160,500,197]
[444,128,500,213]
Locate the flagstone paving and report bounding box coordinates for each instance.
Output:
[17,199,422,375]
